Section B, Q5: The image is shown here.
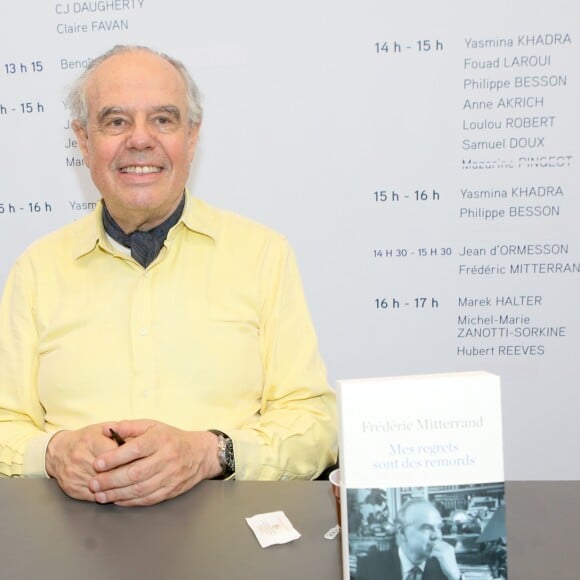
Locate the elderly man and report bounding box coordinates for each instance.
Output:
[359,499,462,580]
[0,45,337,506]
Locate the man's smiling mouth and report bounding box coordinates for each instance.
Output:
[120,166,162,174]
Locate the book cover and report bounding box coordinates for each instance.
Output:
[337,371,507,580]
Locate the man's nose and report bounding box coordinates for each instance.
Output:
[431,528,442,540]
[126,120,155,149]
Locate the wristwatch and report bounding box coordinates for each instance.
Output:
[208,429,235,477]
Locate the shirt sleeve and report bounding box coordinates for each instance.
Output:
[0,258,51,477]
[228,239,338,480]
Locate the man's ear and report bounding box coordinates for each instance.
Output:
[72,120,90,167]
[396,522,405,538]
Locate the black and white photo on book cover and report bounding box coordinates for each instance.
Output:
[346,482,506,580]
[337,372,507,580]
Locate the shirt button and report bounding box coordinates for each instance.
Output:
[139,327,148,336]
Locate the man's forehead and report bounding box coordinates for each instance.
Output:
[85,51,186,106]
[91,49,176,76]
[87,65,187,118]
[405,503,441,525]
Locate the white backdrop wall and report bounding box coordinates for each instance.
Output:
[1,0,578,480]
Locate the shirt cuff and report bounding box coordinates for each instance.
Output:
[23,431,64,478]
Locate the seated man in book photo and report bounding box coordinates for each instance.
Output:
[0,44,337,506]
[358,499,462,580]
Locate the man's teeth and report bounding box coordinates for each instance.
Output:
[121,166,161,174]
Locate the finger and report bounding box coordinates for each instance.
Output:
[55,458,98,502]
[92,432,123,456]
[113,487,171,507]
[433,541,451,555]
[104,419,158,440]
[92,449,202,505]
[47,428,116,499]
[100,422,127,443]
[113,470,202,507]
[93,465,169,505]
[114,487,175,507]
[93,435,157,473]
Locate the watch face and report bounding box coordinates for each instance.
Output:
[211,430,235,475]
[224,438,235,472]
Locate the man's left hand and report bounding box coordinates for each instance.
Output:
[88,420,222,506]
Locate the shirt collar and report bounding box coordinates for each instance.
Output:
[398,546,426,576]
[72,190,219,260]
[178,190,219,240]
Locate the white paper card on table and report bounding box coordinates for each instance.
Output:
[337,371,508,580]
[246,511,301,548]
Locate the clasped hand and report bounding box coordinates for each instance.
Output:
[45,420,221,506]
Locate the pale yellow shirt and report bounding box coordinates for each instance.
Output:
[0,194,337,478]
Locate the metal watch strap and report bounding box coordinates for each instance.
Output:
[208,429,235,477]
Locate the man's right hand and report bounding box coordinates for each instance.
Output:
[45,425,119,501]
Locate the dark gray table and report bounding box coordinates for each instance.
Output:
[0,479,341,580]
[0,479,578,579]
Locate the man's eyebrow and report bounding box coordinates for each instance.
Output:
[95,105,182,125]
[96,106,125,125]
[153,105,181,120]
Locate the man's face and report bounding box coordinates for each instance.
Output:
[74,50,199,231]
[398,503,443,564]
